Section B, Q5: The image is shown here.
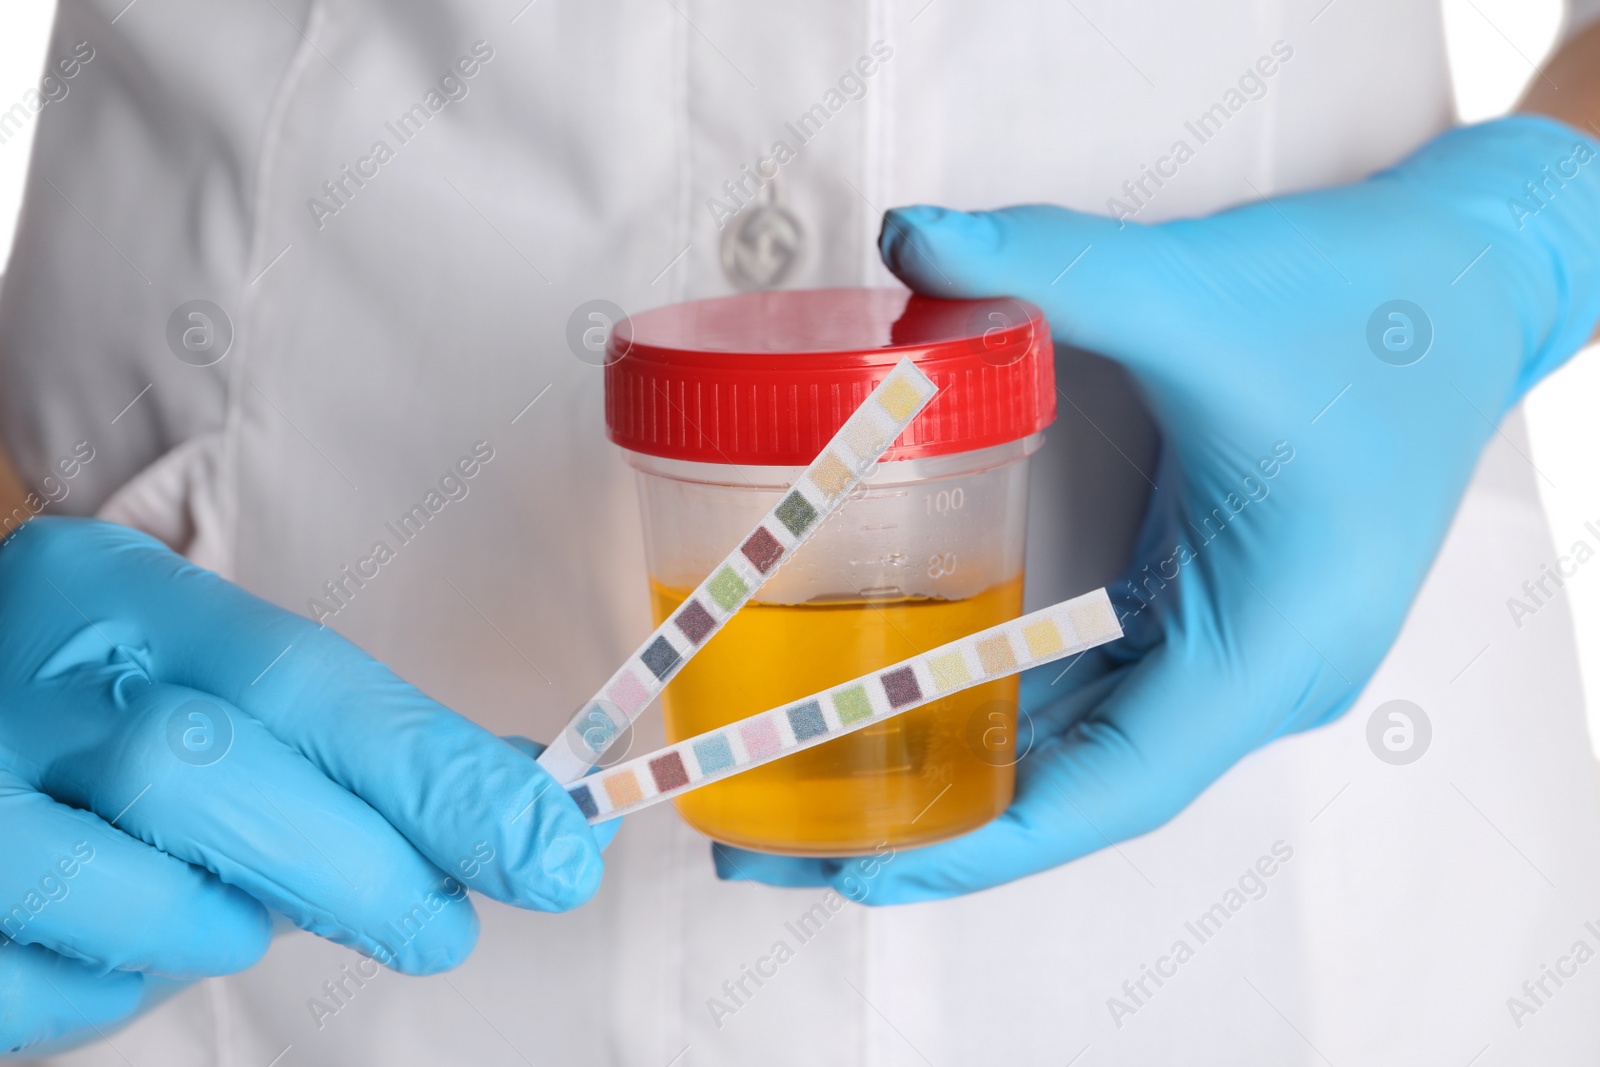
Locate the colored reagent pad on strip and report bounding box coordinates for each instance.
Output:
[538,357,940,787]
[567,587,1124,822]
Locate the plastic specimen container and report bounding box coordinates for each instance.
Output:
[605,287,1055,855]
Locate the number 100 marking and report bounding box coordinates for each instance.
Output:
[923,488,964,515]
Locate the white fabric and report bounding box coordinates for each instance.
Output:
[2,0,1597,1063]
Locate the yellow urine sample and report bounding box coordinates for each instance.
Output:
[651,575,1024,856]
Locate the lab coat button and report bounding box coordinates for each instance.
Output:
[720,202,804,290]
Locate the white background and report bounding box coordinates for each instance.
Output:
[1,1,1597,748]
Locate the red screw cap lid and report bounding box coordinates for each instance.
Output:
[604,288,1055,466]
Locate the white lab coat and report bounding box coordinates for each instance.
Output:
[4,0,1600,1063]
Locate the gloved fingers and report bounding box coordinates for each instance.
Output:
[0,939,150,1057]
[1019,660,1128,742]
[710,609,1133,890]
[804,606,1324,903]
[233,638,601,913]
[19,669,478,975]
[712,845,838,887]
[0,771,268,979]
[1028,585,1168,728]
[713,664,1130,892]
[501,736,543,760]
[878,204,1179,373]
[5,519,602,915]
[501,736,619,854]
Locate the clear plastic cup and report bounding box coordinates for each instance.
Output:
[606,288,1053,855]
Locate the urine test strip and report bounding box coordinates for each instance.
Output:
[538,357,940,786]
[565,587,1124,823]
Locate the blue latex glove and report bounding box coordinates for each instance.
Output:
[717,115,1600,901]
[0,517,610,1055]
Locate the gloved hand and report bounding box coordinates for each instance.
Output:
[718,115,1600,901]
[0,517,610,1055]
